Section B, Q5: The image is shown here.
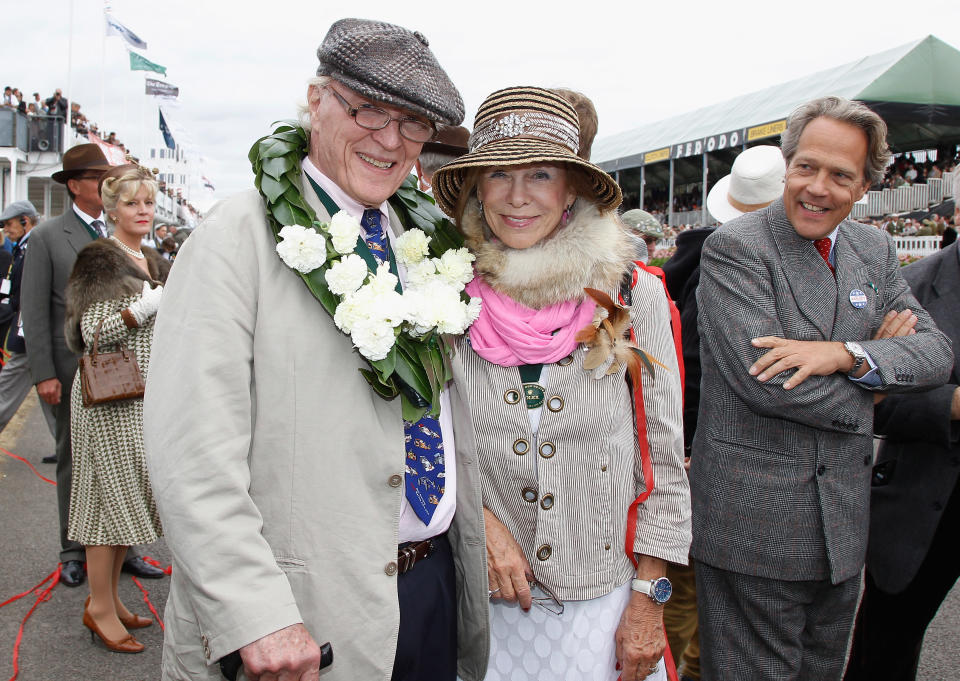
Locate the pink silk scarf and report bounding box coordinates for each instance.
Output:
[465,275,596,367]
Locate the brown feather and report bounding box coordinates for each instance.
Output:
[584,288,616,315]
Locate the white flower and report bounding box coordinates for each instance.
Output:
[351,318,397,361]
[327,210,362,255]
[466,296,482,324]
[406,258,437,288]
[325,254,369,296]
[435,248,475,289]
[333,296,364,333]
[404,279,478,336]
[393,229,431,265]
[367,262,401,297]
[276,224,327,273]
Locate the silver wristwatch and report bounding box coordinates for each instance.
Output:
[844,341,867,376]
[630,577,672,604]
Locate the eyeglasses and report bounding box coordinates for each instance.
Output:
[529,577,564,616]
[328,88,436,144]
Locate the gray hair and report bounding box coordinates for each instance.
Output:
[781,96,890,186]
[297,75,334,129]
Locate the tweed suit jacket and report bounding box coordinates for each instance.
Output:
[20,207,94,384]
[867,241,960,593]
[143,173,488,681]
[691,198,953,584]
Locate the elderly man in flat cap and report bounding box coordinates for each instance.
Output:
[144,18,487,681]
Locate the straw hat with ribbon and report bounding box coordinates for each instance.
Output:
[432,86,621,218]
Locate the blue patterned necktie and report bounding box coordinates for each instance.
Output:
[362,208,445,525]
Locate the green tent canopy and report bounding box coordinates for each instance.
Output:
[593,35,960,172]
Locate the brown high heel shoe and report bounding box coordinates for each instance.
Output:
[82,602,144,654]
[119,612,153,629]
[85,596,152,630]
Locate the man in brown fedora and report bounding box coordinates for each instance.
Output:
[20,143,165,587]
[415,124,469,195]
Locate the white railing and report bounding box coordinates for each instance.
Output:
[893,235,942,256]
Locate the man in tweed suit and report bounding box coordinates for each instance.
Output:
[690,96,953,680]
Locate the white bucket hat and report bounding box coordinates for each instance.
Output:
[706,145,785,224]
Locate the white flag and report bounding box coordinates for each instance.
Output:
[105,12,147,50]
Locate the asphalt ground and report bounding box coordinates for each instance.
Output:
[2,393,958,680]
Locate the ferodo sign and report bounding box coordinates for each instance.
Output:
[702,129,744,153]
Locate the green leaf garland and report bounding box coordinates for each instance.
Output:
[249,121,464,419]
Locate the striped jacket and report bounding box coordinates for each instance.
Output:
[453,269,692,601]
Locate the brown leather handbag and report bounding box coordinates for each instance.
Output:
[78,318,145,407]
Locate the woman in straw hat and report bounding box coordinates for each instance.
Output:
[433,87,690,681]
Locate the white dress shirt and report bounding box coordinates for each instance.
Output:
[302,158,456,542]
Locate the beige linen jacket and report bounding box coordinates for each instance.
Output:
[143,174,488,681]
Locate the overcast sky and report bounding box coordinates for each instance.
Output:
[4,0,959,212]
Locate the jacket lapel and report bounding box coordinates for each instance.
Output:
[768,200,836,339]
[63,209,94,254]
[831,224,871,344]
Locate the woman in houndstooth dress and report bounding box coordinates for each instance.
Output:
[64,163,167,653]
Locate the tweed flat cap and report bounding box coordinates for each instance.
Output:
[0,200,39,222]
[317,18,464,126]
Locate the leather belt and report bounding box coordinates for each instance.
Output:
[397,538,434,575]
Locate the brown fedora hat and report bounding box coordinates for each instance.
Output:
[52,144,113,184]
[422,125,470,157]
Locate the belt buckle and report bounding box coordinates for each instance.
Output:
[398,545,417,574]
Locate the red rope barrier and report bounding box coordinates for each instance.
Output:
[1,566,59,681]
[130,576,165,631]
[140,555,172,576]
[0,447,56,485]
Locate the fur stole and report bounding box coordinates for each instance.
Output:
[64,240,167,353]
[460,197,634,309]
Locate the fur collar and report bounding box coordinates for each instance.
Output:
[460,197,634,309]
[65,240,167,352]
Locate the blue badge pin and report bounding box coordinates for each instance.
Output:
[849,288,868,309]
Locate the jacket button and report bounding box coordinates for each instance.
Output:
[513,438,530,455]
[388,474,402,487]
[863,455,872,466]
[933,501,944,511]
[536,544,552,561]
[202,635,210,659]
[540,493,555,510]
[539,441,555,458]
[817,465,826,476]
[522,487,538,503]
[604,543,611,550]
[385,562,398,576]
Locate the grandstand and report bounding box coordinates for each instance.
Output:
[592,35,960,227]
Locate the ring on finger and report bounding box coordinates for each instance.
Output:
[488,587,501,597]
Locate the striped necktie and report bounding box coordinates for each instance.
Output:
[362,209,446,525]
[90,219,106,239]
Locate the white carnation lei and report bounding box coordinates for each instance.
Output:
[276,211,480,361]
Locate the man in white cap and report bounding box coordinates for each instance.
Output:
[144,18,486,681]
[660,145,785,681]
